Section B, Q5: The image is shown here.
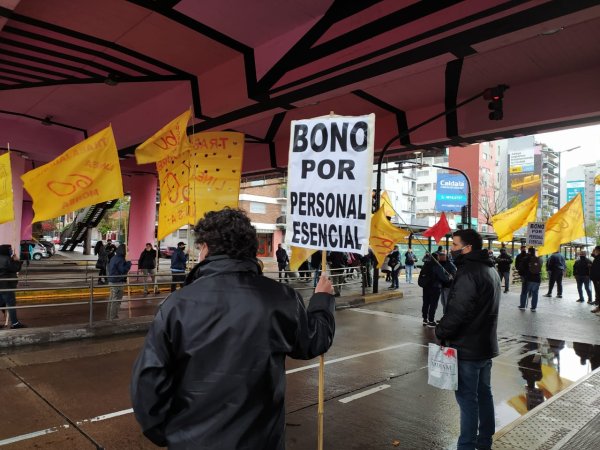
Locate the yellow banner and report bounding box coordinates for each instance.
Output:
[538,193,585,256]
[290,246,317,271]
[187,131,244,224]
[0,152,14,224]
[369,206,410,268]
[156,146,192,241]
[380,191,396,218]
[595,174,600,185]
[21,126,124,223]
[135,110,191,164]
[491,193,538,242]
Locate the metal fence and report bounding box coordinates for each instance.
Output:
[0,261,367,329]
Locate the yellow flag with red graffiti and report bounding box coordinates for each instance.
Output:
[290,246,317,271]
[538,193,585,256]
[156,145,192,241]
[21,126,123,223]
[380,191,397,218]
[369,206,410,268]
[135,110,191,164]
[0,152,15,224]
[187,131,244,223]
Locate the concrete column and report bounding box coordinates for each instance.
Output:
[126,174,157,270]
[0,153,25,250]
[20,201,33,240]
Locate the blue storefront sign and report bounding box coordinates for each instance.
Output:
[566,180,585,203]
[596,186,600,219]
[435,174,467,211]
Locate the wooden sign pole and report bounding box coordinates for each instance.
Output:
[318,250,327,450]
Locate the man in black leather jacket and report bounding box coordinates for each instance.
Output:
[131,208,335,449]
[435,229,500,450]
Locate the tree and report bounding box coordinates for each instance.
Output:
[479,171,508,226]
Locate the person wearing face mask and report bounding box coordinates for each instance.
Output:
[573,250,593,304]
[131,208,335,449]
[436,229,500,450]
[590,246,600,313]
[170,241,188,292]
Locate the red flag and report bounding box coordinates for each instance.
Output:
[422,212,451,243]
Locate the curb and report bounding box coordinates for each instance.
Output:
[335,290,403,309]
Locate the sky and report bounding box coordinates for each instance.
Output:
[535,123,600,177]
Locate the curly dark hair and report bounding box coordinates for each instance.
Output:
[193,208,258,259]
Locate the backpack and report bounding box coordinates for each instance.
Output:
[528,256,541,275]
[418,262,433,288]
[406,253,415,265]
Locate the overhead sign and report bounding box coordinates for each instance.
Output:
[285,114,375,254]
[435,173,467,211]
[507,146,542,205]
[526,222,545,246]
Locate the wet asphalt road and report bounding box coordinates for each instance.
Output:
[0,278,598,449]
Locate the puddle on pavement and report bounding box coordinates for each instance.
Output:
[494,335,600,428]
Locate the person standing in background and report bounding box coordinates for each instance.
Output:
[275,244,290,283]
[107,244,131,320]
[138,243,157,295]
[404,248,417,283]
[0,244,25,329]
[573,251,593,304]
[544,250,566,299]
[170,241,188,292]
[496,248,513,293]
[590,246,600,313]
[94,240,108,285]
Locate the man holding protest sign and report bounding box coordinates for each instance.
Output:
[286,113,375,448]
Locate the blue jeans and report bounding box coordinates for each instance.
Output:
[405,264,413,282]
[575,276,592,301]
[455,359,495,450]
[0,291,19,326]
[520,281,540,309]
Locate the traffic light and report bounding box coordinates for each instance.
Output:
[483,85,509,121]
[372,189,378,213]
[460,205,469,224]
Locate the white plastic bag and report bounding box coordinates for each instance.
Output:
[428,343,458,391]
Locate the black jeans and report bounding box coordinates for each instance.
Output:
[593,279,600,305]
[547,270,563,296]
[422,286,441,322]
[171,272,186,292]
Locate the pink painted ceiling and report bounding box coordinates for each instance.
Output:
[1,0,599,179]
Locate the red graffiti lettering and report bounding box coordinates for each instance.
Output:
[47,174,93,197]
[154,129,179,150]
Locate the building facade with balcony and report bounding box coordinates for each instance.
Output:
[565,161,600,223]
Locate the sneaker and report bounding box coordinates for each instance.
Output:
[576,299,585,303]
[590,307,600,313]
[504,290,509,293]
[587,300,594,304]
[422,320,428,326]
[11,322,26,329]
[427,321,437,328]
[543,294,552,298]
[518,306,526,310]
[531,308,536,312]
[557,295,562,298]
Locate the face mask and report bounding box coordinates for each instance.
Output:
[450,247,464,259]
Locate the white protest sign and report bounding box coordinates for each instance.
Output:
[285,114,375,254]
[526,222,545,246]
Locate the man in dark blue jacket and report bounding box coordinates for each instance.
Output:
[131,208,335,449]
[0,244,25,329]
[107,244,132,320]
[170,241,188,292]
[544,250,566,298]
[436,229,500,450]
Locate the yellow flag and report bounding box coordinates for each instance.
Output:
[369,206,410,268]
[187,131,244,223]
[538,193,585,256]
[595,174,600,185]
[0,152,14,224]
[21,126,123,223]
[491,193,538,242]
[289,246,316,271]
[156,146,192,241]
[135,110,191,164]
[381,191,396,218]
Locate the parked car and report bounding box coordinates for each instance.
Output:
[36,239,56,256]
[20,240,49,260]
[160,246,176,258]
